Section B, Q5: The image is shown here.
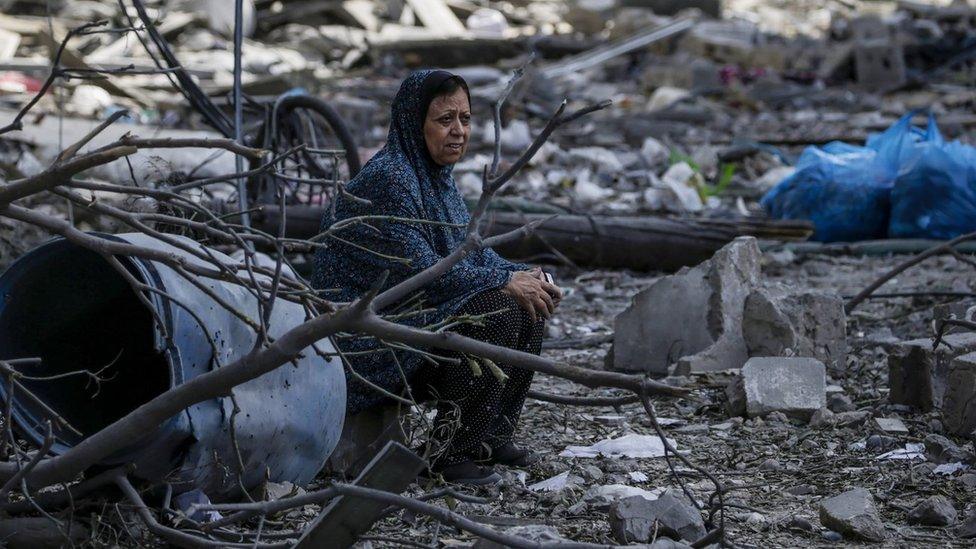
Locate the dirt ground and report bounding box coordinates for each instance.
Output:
[354,249,976,548]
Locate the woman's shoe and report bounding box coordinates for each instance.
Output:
[485,442,541,467]
[430,460,502,485]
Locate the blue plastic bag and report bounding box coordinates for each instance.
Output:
[761,112,941,242]
[889,138,976,239]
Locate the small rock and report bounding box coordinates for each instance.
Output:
[835,410,872,427]
[874,417,909,434]
[585,484,662,510]
[644,540,693,549]
[608,491,706,543]
[818,488,888,541]
[822,530,843,542]
[866,434,899,452]
[957,510,976,538]
[786,484,815,496]
[908,496,957,526]
[809,408,835,429]
[928,418,944,433]
[788,516,815,531]
[759,458,782,472]
[581,465,605,482]
[924,434,976,465]
[958,473,976,489]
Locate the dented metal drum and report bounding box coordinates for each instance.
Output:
[0,233,345,498]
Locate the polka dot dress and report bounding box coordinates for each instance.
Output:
[416,289,544,466]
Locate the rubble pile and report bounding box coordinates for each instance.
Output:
[1,0,974,222]
[0,0,975,548]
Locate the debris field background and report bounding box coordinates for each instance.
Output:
[0,0,975,547]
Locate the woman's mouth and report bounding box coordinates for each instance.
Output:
[446,143,463,151]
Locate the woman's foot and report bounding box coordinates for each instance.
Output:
[482,442,541,467]
[429,460,502,485]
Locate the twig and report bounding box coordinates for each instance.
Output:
[846,231,976,313]
[0,421,54,500]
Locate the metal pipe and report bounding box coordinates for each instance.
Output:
[0,234,345,499]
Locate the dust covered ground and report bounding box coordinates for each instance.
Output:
[355,250,976,548]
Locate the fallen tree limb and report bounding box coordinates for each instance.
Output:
[846,231,976,313]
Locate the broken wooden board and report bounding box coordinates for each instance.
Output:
[294,441,426,549]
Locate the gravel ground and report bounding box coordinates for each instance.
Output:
[354,249,976,548]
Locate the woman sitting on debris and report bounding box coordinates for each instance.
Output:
[313,70,562,484]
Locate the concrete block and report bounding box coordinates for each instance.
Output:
[609,237,760,376]
[854,41,906,91]
[609,491,706,544]
[888,332,976,411]
[323,404,405,477]
[726,357,826,419]
[819,488,887,542]
[742,284,847,369]
[943,351,976,437]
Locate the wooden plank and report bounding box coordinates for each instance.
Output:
[294,441,425,549]
[404,0,466,36]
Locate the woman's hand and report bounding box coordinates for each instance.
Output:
[529,267,563,305]
[502,270,562,321]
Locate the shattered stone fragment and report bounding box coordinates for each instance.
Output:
[888,333,976,411]
[828,393,856,413]
[584,484,662,510]
[907,495,957,526]
[742,284,847,369]
[725,357,826,419]
[608,491,706,543]
[874,417,908,434]
[818,488,888,542]
[610,237,761,375]
[943,351,976,437]
[958,510,976,539]
[923,434,976,465]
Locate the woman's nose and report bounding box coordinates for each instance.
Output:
[449,118,464,135]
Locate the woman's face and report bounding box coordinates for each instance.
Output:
[423,88,470,166]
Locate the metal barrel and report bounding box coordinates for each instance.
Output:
[0,233,345,498]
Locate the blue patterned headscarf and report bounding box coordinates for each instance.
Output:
[312,70,528,414]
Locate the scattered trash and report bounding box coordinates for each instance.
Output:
[877,443,925,461]
[560,434,678,459]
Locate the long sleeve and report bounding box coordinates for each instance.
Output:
[328,182,512,311]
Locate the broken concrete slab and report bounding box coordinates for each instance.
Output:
[908,495,957,526]
[888,332,976,412]
[923,434,976,465]
[584,484,663,511]
[610,237,761,376]
[874,417,909,434]
[957,510,976,539]
[943,351,976,437]
[609,491,706,544]
[742,284,847,369]
[725,357,826,419]
[818,488,888,542]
